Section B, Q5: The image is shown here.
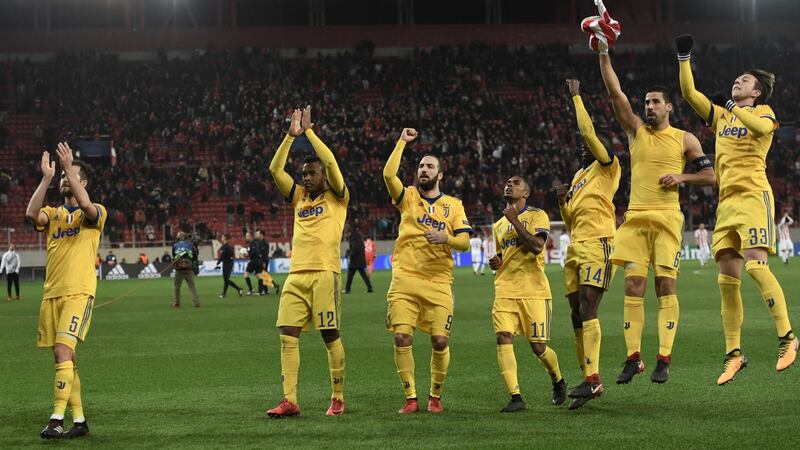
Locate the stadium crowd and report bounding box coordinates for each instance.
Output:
[2,40,799,241]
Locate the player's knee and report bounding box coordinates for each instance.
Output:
[321,329,339,343]
[529,342,547,356]
[394,333,413,347]
[53,343,74,363]
[431,335,449,351]
[624,276,646,297]
[654,276,676,296]
[743,247,769,263]
[578,301,599,322]
[496,332,514,345]
[280,326,302,338]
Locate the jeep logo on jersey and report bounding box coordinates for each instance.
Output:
[298,206,324,218]
[417,213,446,231]
[500,237,521,249]
[719,124,748,139]
[51,226,80,240]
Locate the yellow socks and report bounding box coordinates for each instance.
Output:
[536,347,562,383]
[53,360,75,419]
[496,344,520,395]
[325,338,345,401]
[582,319,601,377]
[69,367,84,422]
[623,296,644,356]
[745,260,792,337]
[657,295,679,356]
[394,346,416,399]
[430,347,450,398]
[573,328,585,374]
[280,335,300,404]
[719,274,743,353]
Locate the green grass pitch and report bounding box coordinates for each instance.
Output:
[1,260,799,448]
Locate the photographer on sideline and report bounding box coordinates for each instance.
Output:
[172,232,201,308]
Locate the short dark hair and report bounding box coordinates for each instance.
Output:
[745,69,775,104]
[72,160,92,186]
[420,154,443,172]
[645,85,672,104]
[511,175,530,194]
[302,154,325,174]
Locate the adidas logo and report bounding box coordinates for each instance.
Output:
[105,264,129,280]
[137,263,161,279]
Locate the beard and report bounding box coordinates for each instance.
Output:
[419,177,438,191]
[59,187,73,199]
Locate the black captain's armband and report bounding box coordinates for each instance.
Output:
[692,155,712,172]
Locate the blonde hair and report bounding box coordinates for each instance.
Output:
[746,69,775,104]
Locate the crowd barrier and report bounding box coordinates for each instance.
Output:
[91,243,797,280]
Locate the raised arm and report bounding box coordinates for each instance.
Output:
[660,132,716,187]
[554,183,572,228]
[56,143,98,222]
[675,35,714,124]
[26,151,55,228]
[383,128,417,203]
[269,109,302,199]
[568,79,612,165]
[599,54,643,135]
[302,106,345,196]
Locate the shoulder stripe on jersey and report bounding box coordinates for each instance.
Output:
[85,205,103,226]
[285,184,297,203]
[705,102,716,127]
[333,185,348,199]
[394,187,405,205]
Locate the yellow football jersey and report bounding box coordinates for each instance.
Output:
[493,207,551,299]
[628,126,686,210]
[287,184,349,273]
[707,104,777,199]
[391,186,472,283]
[561,157,620,241]
[36,204,107,299]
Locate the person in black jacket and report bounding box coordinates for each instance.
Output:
[256,232,279,295]
[344,227,373,294]
[216,233,243,298]
[243,231,261,295]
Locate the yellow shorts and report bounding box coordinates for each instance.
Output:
[564,238,616,295]
[386,275,453,336]
[611,209,684,274]
[38,294,95,349]
[712,191,776,258]
[492,298,552,343]
[276,271,341,331]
